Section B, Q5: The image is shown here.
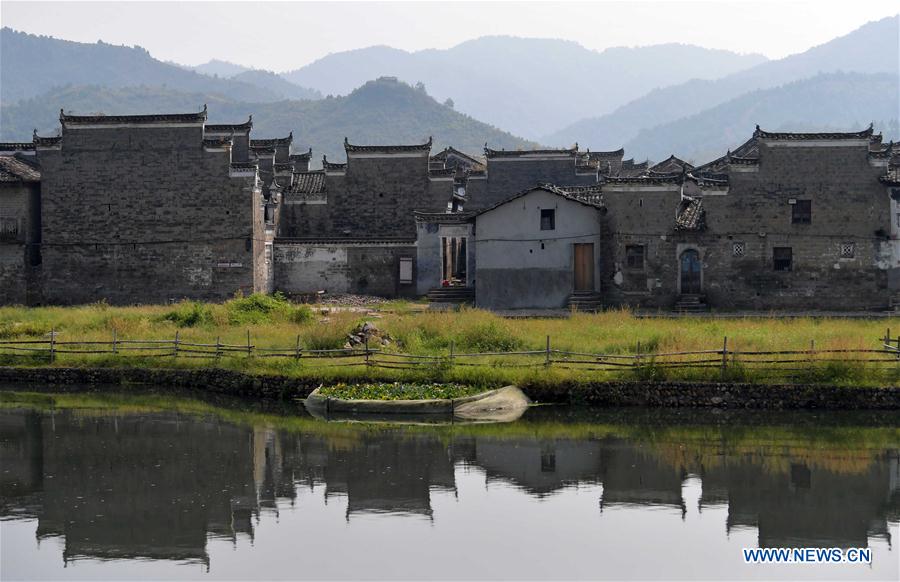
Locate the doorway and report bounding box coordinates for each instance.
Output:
[680,249,702,294]
[441,236,467,286]
[574,243,594,291]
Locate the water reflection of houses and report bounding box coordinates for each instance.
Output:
[2,407,899,565]
[293,431,456,520]
[0,409,302,566]
[700,455,900,548]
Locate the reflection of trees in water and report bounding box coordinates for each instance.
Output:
[0,405,898,566]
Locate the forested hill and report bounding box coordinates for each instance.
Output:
[0,27,319,104]
[0,77,537,163]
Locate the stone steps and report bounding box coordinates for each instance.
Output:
[674,294,709,313]
[427,287,475,303]
[568,291,604,312]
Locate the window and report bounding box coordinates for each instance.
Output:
[773,247,792,271]
[540,208,555,230]
[840,242,855,258]
[264,243,273,265]
[732,241,746,257]
[792,200,811,224]
[625,245,645,270]
[399,257,413,284]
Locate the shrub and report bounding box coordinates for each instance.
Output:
[226,292,290,325]
[160,302,214,328]
[290,304,315,324]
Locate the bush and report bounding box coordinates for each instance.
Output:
[160,302,214,328]
[290,304,315,324]
[226,292,291,325]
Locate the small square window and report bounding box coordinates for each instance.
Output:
[792,200,811,224]
[773,247,792,271]
[895,213,900,228]
[540,209,555,231]
[840,242,855,258]
[625,245,645,270]
[264,243,273,265]
[399,257,413,284]
[732,242,746,257]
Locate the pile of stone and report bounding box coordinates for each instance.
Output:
[321,294,388,306]
[344,321,394,349]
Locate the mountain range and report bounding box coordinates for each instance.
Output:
[1,17,898,166]
[544,16,900,155]
[281,38,767,139]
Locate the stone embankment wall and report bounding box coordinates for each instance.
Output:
[0,367,898,409]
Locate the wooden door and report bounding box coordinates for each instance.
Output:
[574,243,594,291]
[680,249,702,294]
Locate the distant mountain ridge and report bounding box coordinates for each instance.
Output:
[624,71,900,163]
[0,28,319,104]
[282,37,767,139]
[544,16,900,150]
[0,77,537,163]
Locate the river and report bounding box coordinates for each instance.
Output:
[0,390,898,580]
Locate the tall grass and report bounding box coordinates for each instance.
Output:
[0,300,897,386]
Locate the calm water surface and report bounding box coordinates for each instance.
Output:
[0,390,898,580]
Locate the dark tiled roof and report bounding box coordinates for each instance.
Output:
[754,124,874,141]
[0,156,41,183]
[344,136,432,153]
[33,133,62,147]
[430,146,483,166]
[290,171,327,194]
[0,142,35,152]
[290,148,313,161]
[474,183,604,217]
[585,148,625,160]
[60,105,208,125]
[230,161,258,171]
[205,116,253,132]
[603,173,682,185]
[428,168,455,177]
[484,146,578,159]
[322,156,346,171]
[880,168,900,186]
[202,136,232,148]
[274,163,294,172]
[869,142,894,159]
[576,164,598,173]
[250,133,293,147]
[688,172,729,188]
[650,155,694,174]
[251,145,276,156]
[414,210,476,224]
[675,197,705,231]
[728,154,760,165]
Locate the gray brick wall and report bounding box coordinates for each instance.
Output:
[38,125,261,305]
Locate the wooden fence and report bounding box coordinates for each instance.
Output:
[2,328,900,376]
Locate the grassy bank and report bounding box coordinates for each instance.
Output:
[1,295,899,386]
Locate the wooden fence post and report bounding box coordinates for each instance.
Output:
[635,340,641,369]
[295,335,301,360]
[49,328,55,363]
[215,336,221,362]
[545,336,551,366]
[449,340,454,367]
[174,331,179,358]
[112,328,117,355]
[721,336,728,378]
[365,335,370,366]
[246,330,251,357]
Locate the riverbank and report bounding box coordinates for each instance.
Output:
[3,296,900,387]
[2,366,900,409]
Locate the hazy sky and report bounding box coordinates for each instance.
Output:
[2,1,898,72]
